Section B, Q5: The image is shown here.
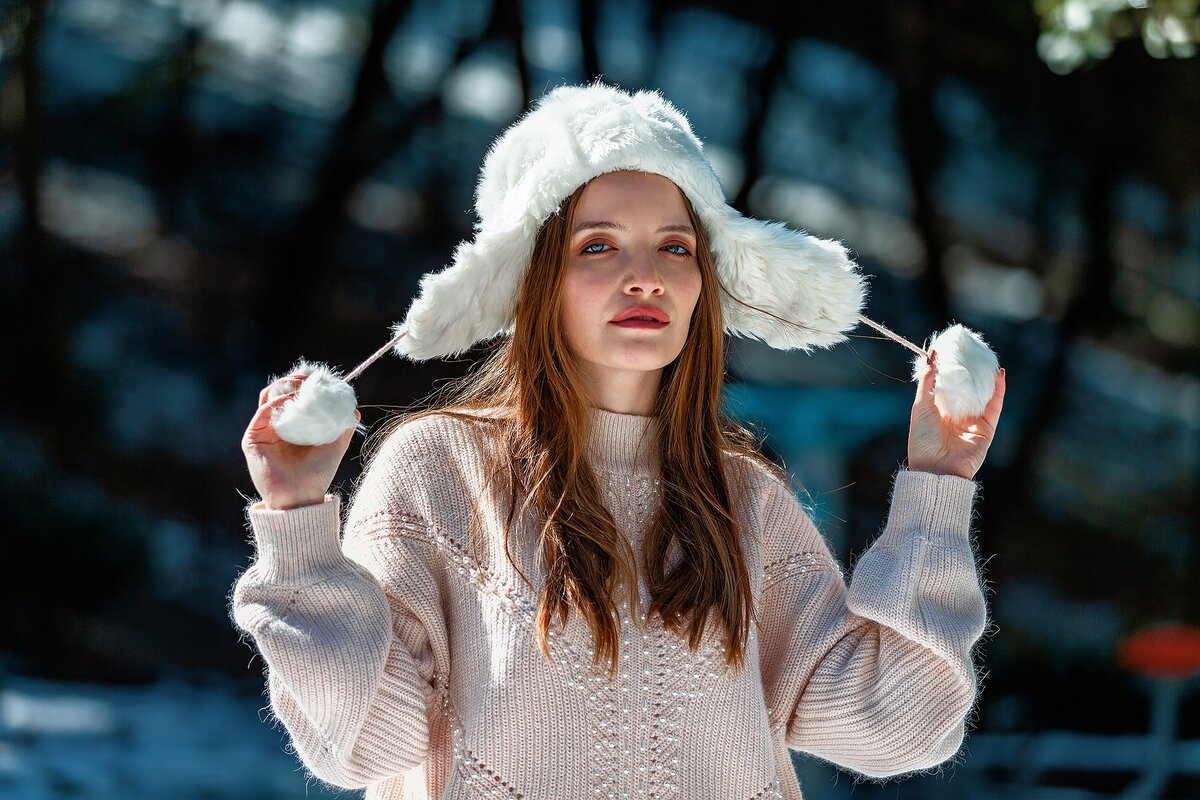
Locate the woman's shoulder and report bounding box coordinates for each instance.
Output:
[721,447,793,499]
[719,447,819,533]
[718,448,826,561]
[351,408,511,513]
[373,406,510,468]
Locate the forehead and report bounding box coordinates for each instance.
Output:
[575,170,688,217]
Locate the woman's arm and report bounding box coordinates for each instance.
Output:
[757,468,989,780]
[228,424,452,790]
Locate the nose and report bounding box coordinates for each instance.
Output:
[623,253,665,296]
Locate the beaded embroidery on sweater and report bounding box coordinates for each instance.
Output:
[229,406,987,800]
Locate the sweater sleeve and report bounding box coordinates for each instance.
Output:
[227,424,455,790]
[756,468,989,780]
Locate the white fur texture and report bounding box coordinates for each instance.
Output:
[912,324,1000,420]
[267,359,364,446]
[392,80,868,361]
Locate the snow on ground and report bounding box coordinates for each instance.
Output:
[0,670,357,800]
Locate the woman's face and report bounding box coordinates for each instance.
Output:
[561,170,702,390]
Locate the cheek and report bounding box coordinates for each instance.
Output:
[563,266,609,314]
[678,271,703,322]
[560,269,600,349]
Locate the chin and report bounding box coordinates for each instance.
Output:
[605,350,682,372]
[618,360,672,372]
[579,336,687,373]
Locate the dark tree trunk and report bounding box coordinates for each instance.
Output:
[580,0,602,82]
[8,0,69,429]
[499,0,530,108]
[13,0,46,268]
[732,33,786,213]
[888,0,952,326]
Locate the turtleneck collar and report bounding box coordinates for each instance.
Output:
[584,406,662,475]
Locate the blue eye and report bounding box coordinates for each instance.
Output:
[663,244,691,256]
[582,242,612,254]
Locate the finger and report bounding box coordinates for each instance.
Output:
[248,390,297,434]
[983,367,1006,421]
[265,374,306,401]
[257,376,300,406]
[913,350,938,402]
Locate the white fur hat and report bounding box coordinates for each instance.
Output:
[390,80,869,361]
[266,81,1004,447]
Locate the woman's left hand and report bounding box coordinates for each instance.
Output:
[907,351,1006,480]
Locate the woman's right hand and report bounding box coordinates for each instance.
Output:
[242,373,362,510]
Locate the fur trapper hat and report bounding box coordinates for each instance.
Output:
[390,80,869,361]
[266,81,1002,446]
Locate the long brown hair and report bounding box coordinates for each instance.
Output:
[364,174,794,678]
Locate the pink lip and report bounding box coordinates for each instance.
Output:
[610,305,670,324]
[611,319,668,329]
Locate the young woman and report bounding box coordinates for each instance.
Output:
[232,83,1005,800]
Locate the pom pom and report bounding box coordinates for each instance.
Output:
[912,324,1000,420]
[266,359,364,446]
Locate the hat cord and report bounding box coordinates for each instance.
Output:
[854,314,931,360]
[345,328,409,383]
[343,314,927,386]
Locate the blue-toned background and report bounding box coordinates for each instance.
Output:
[1,0,1197,797]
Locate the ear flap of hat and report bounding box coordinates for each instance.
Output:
[704,207,869,352]
[392,225,534,360]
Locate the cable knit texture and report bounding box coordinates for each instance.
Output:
[228,407,989,799]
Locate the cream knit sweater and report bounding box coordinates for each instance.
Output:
[228,407,988,800]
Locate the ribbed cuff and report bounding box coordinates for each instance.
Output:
[244,494,350,582]
[877,469,977,548]
[344,643,432,771]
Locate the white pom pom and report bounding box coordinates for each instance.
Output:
[912,324,1000,420]
[266,359,364,446]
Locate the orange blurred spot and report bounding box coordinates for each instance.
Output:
[1118,623,1200,679]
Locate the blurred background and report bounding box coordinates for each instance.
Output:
[1,0,1198,797]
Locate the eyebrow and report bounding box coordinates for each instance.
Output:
[572,220,695,236]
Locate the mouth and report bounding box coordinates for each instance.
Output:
[610,306,670,328]
[610,317,669,329]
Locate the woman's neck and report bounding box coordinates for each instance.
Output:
[578,364,663,415]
